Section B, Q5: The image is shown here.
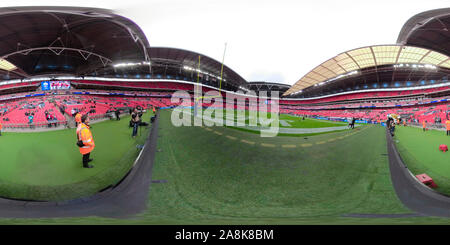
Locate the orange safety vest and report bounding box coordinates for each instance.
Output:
[422,121,426,128]
[76,123,95,155]
[75,113,82,123]
[446,120,450,130]
[0,122,2,130]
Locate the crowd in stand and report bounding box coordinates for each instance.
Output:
[0,91,180,129]
[0,85,449,130]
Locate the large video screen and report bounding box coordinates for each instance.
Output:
[41,81,71,91]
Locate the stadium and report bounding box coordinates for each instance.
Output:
[0,5,449,226]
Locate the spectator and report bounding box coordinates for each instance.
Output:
[28,114,34,128]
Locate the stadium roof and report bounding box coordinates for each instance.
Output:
[397,8,450,57]
[247,81,290,87]
[0,6,150,78]
[284,45,450,96]
[150,47,247,87]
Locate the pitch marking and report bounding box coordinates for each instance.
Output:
[241,139,255,145]
[261,143,276,147]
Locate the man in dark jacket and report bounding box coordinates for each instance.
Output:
[115,109,121,121]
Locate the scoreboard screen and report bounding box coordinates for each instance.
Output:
[41,81,71,91]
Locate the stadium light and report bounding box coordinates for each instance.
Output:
[238,86,250,92]
[22,77,52,82]
[183,65,226,82]
[113,61,151,68]
[393,63,437,69]
[324,70,358,84]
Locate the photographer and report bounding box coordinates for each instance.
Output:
[131,108,140,138]
[115,109,121,121]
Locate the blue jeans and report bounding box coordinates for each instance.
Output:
[390,126,395,135]
[132,123,138,137]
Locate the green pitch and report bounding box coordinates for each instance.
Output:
[135,111,442,224]
[277,114,348,128]
[191,108,347,128]
[394,126,450,195]
[0,112,151,201]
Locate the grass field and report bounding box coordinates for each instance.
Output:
[3,110,450,224]
[189,108,347,128]
[139,111,409,223]
[0,112,151,201]
[395,126,450,195]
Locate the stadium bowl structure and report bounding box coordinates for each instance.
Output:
[0,6,449,224]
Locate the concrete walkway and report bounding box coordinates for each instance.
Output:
[387,129,450,217]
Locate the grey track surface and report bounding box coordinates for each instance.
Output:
[0,111,160,219]
[387,129,450,217]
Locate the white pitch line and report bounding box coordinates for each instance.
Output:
[241,139,255,145]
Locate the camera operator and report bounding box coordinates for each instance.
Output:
[131,108,140,138]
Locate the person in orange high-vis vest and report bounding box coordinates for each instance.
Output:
[152,106,156,113]
[446,119,450,136]
[0,121,2,136]
[422,120,427,132]
[77,114,95,168]
[75,112,82,127]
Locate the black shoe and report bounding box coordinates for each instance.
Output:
[88,158,93,162]
[83,164,94,168]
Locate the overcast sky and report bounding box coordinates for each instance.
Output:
[3,0,450,85]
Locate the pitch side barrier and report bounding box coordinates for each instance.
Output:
[407,122,447,131]
[308,115,379,125]
[2,120,68,129]
[2,112,120,130]
[309,117,447,129]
